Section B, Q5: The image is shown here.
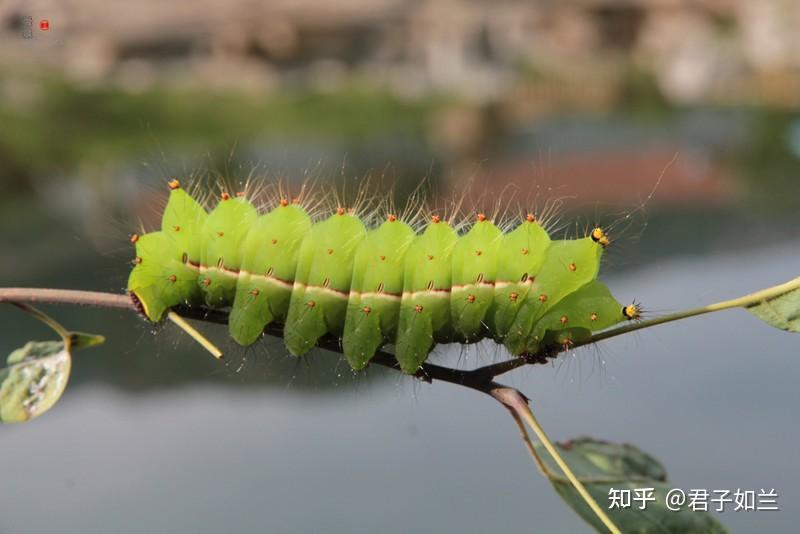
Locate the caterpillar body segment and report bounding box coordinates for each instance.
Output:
[128,180,631,374]
[161,184,208,263]
[198,195,258,307]
[450,217,502,343]
[343,217,416,370]
[129,234,202,322]
[530,280,624,350]
[283,210,368,356]
[503,238,603,355]
[395,218,459,373]
[489,217,551,340]
[229,203,312,346]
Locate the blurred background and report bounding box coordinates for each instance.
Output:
[0,1,798,532]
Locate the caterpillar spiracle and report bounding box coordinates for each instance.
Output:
[127,180,639,373]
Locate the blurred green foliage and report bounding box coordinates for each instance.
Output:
[0,73,438,192]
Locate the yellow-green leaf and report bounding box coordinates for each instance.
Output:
[534,437,727,533]
[746,284,800,333]
[0,305,104,423]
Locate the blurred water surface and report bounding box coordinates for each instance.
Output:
[1,199,798,532]
[0,64,798,534]
[2,4,800,531]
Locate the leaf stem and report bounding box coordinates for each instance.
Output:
[491,387,621,534]
[506,405,549,476]
[167,311,224,359]
[588,276,800,345]
[11,302,71,341]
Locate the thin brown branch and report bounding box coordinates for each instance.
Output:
[0,287,560,383]
[0,288,135,310]
[1,285,617,531]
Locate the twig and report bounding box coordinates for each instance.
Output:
[492,387,621,534]
[582,275,800,346]
[0,288,553,383]
[0,286,623,531]
[0,288,134,310]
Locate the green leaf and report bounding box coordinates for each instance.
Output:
[0,305,104,423]
[0,341,73,422]
[534,437,727,534]
[746,284,800,333]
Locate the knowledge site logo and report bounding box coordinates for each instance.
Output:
[19,15,51,39]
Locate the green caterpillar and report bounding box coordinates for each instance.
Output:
[127,180,638,373]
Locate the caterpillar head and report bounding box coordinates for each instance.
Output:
[622,303,641,320]
[590,227,610,247]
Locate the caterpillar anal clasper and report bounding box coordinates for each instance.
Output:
[128,182,631,373]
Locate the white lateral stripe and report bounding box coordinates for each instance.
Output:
[401,290,451,300]
[193,263,533,302]
[350,291,402,303]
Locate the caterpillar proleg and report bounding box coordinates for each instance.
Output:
[128,180,635,373]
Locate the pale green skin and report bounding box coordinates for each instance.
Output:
[283,212,367,356]
[343,218,416,370]
[229,204,312,346]
[128,185,628,373]
[395,220,459,373]
[198,197,258,307]
[450,219,503,341]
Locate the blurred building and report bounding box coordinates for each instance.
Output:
[2,0,800,106]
